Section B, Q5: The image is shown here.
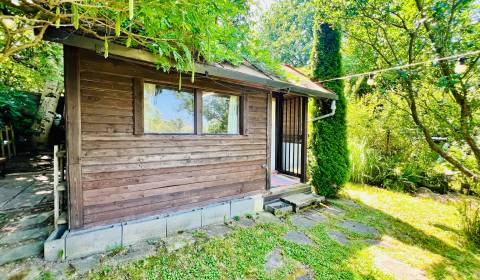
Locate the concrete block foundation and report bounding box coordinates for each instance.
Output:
[44,194,262,260]
[166,209,202,235]
[123,216,167,246]
[65,225,122,259]
[201,202,230,226]
[43,226,67,261]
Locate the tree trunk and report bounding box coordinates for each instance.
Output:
[32,80,62,150]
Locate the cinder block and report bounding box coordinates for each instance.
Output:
[166,209,201,235]
[65,225,122,259]
[252,194,264,212]
[201,203,230,226]
[44,228,67,261]
[122,216,167,246]
[230,197,256,218]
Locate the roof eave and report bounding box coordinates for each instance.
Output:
[45,30,337,100]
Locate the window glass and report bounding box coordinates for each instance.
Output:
[202,93,240,134]
[144,83,194,134]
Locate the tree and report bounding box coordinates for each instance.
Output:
[0,40,63,148]
[0,0,251,73]
[309,22,349,197]
[317,0,480,181]
[256,0,315,67]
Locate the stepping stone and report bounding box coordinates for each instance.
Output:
[69,254,101,276]
[104,242,158,267]
[302,210,328,224]
[265,248,283,272]
[265,201,293,216]
[327,230,348,245]
[255,212,283,225]
[236,218,255,228]
[200,224,232,238]
[338,199,360,208]
[163,232,196,253]
[374,252,428,280]
[337,221,379,236]
[0,226,51,245]
[322,206,345,216]
[291,216,316,228]
[17,211,53,228]
[284,231,314,245]
[280,193,325,212]
[294,265,315,280]
[0,241,43,265]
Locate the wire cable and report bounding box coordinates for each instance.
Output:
[319,49,480,83]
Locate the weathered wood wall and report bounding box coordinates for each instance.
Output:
[68,48,268,228]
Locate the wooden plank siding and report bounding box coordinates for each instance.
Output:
[72,48,268,228]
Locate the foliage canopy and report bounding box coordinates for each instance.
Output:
[256,0,314,67]
[316,0,480,181]
[0,0,269,74]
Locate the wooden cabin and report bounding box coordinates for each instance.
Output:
[44,31,337,260]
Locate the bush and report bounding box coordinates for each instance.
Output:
[309,23,349,198]
[0,86,40,141]
[348,137,382,185]
[458,200,480,247]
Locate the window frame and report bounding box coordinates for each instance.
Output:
[201,91,242,136]
[134,79,248,136]
[142,81,197,135]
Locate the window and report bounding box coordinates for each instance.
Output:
[202,92,240,134]
[143,83,194,134]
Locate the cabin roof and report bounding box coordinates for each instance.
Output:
[45,30,337,100]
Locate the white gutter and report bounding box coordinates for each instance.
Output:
[310,100,336,122]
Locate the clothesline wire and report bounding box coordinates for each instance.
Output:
[319,49,480,83]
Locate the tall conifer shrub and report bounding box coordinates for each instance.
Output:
[309,22,349,197]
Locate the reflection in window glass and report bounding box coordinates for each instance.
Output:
[202,93,239,134]
[144,83,194,134]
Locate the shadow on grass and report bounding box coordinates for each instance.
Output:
[82,199,478,280]
[331,199,480,280]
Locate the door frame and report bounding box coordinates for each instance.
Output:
[273,93,308,183]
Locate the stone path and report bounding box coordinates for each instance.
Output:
[0,171,54,266]
[291,216,317,228]
[265,248,283,272]
[0,196,431,280]
[327,230,349,245]
[322,205,345,216]
[284,231,314,245]
[336,198,361,208]
[199,224,232,238]
[337,221,379,236]
[255,212,283,225]
[374,252,428,280]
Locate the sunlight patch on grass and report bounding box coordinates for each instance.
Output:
[73,184,480,280]
[341,183,480,279]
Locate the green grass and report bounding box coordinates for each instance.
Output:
[79,184,479,279]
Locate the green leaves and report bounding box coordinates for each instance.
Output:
[115,13,121,37]
[2,0,255,74]
[310,23,349,197]
[72,4,79,29]
[129,0,134,20]
[55,6,60,28]
[104,38,108,58]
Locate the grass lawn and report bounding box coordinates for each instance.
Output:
[67,184,479,279]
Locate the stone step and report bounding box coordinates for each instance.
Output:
[265,183,312,203]
[280,193,325,212]
[264,200,293,216]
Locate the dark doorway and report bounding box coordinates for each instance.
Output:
[274,94,307,182]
